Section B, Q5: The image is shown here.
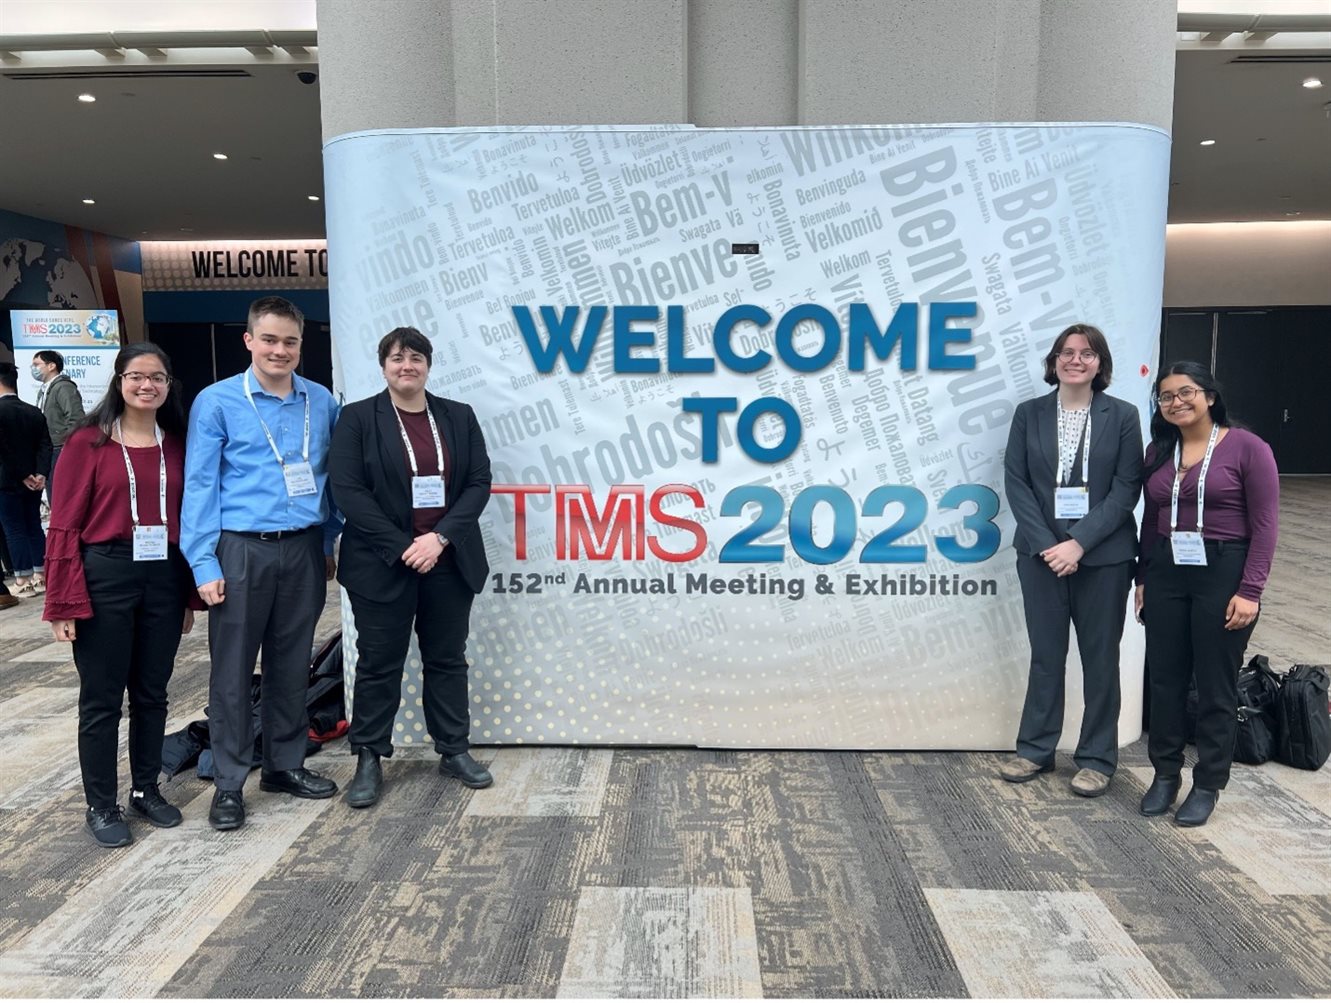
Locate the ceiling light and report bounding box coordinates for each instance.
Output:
[1285,211,1302,216]
[82,198,95,204]
[1303,77,1323,89]
[77,93,96,103]
[308,195,321,201]
[1199,139,1216,146]
[213,152,228,160]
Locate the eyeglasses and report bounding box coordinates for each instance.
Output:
[1057,349,1098,363]
[121,372,169,386]
[1155,386,1202,407]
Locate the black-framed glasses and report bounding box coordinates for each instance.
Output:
[1057,348,1098,363]
[1155,386,1201,407]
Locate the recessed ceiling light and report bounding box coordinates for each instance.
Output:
[1303,77,1323,89]
[1199,139,1216,146]
[1285,210,1302,216]
[213,152,228,160]
[82,198,95,204]
[308,194,321,201]
[1279,195,1293,200]
[77,93,96,103]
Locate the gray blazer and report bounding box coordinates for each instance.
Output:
[1004,389,1143,566]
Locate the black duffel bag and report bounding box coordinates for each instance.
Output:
[1234,655,1282,765]
[1275,664,1331,770]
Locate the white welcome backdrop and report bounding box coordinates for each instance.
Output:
[323,124,1169,749]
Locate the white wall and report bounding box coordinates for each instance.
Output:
[1165,221,1331,307]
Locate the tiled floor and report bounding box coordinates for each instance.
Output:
[0,478,1327,998]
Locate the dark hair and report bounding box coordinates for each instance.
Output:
[0,363,17,390]
[81,342,187,446]
[1144,360,1231,475]
[1042,323,1113,391]
[377,327,434,367]
[34,350,65,372]
[248,295,305,333]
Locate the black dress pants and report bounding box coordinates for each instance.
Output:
[1144,538,1257,789]
[1015,554,1135,776]
[347,553,475,757]
[73,542,189,808]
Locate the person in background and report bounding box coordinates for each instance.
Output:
[43,343,199,848]
[329,327,494,808]
[182,295,341,832]
[0,363,52,597]
[33,349,85,500]
[999,324,1143,797]
[1135,362,1278,827]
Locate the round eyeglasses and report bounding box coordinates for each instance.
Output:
[1057,349,1098,363]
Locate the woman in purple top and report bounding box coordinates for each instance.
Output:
[1135,361,1279,827]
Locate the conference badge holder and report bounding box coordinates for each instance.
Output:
[284,461,318,497]
[1170,531,1207,566]
[1054,487,1089,519]
[412,475,446,508]
[133,524,169,562]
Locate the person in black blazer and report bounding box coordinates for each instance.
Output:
[999,324,1143,797]
[0,363,53,597]
[329,327,494,807]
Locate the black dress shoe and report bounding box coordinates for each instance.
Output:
[1175,785,1219,827]
[259,767,338,799]
[209,789,246,831]
[1139,774,1182,817]
[130,784,183,828]
[86,805,133,848]
[439,752,493,789]
[344,749,383,809]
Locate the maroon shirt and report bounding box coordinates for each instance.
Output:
[44,425,199,619]
[396,406,450,536]
[1137,427,1279,601]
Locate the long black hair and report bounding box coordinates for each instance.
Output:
[1145,360,1231,475]
[81,342,187,446]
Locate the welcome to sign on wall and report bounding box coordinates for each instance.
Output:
[324,124,1169,749]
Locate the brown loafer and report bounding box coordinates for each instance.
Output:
[998,756,1054,783]
[1070,768,1112,797]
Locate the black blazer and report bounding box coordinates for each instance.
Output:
[0,394,53,492]
[329,390,492,597]
[1004,389,1143,566]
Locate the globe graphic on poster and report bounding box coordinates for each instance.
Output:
[0,239,98,309]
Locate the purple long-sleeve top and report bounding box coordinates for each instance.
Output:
[1137,427,1279,601]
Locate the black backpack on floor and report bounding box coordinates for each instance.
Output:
[1274,664,1331,771]
[1234,655,1282,765]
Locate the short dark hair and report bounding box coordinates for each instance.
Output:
[377,327,434,367]
[34,350,64,372]
[0,363,17,390]
[248,295,305,333]
[1042,322,1113,391]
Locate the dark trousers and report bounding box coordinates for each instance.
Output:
[0,488,45,575]
[207,530,325,791]
[347,555,475,757]
[1144,538,1256,789]
[73,543,189,808]
[46,445,63,506]
[1015,554,1135,775]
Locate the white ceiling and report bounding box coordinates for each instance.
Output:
[1,37,1328,239]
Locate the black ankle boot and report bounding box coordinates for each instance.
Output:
[1139,774,1181,817]
[1175,785,1219,827]
[345,749,382,808]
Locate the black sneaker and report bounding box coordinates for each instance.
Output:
[86,805,133,848]
[130,784,183,828]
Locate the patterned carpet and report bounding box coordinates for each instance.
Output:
[1,479,1328,998]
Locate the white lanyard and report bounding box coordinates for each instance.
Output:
[1170,423,1220,535]
[243,368,310,468]
[393,403,444,477]
[114,419,167,527]
[1055,401,1091,488]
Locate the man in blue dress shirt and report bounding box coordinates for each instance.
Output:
[182,296,342,831]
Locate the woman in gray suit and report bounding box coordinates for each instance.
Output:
[999,323,1144,797]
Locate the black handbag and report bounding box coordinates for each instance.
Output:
[1234,655,1282,765]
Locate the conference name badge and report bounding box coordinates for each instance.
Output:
[133,524,168,562]
[1054,487,1089,519]
[1170,531,1207,566]
[283,461,318,497]
[412,475,445,509]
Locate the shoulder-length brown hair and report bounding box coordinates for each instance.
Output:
[1042,323,1112,391]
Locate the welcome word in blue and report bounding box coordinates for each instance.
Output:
[513,302,977,462]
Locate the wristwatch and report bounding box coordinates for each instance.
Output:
[435,533,448,548]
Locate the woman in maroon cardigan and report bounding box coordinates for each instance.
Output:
[44,343,199,849]
[1135,361,1279,827]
